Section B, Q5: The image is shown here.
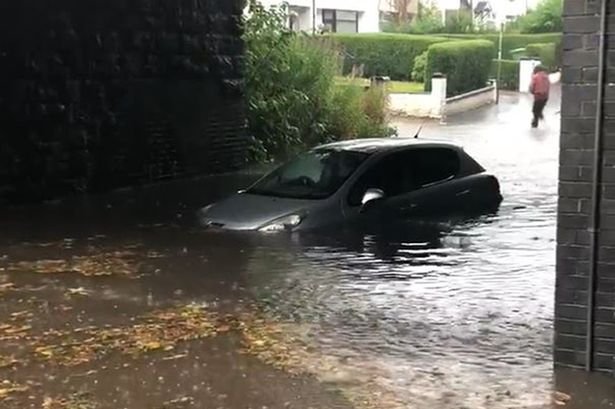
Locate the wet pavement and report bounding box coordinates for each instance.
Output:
[0,87,614,409]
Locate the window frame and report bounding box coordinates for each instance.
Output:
[321,9,359,33]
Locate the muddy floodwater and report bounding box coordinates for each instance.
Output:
[0,89,614,409]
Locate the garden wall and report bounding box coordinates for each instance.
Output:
[388,77,496,119]
[0,0,248,203]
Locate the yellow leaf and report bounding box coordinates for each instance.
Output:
[35,347,55,358]
[141,341,162,351]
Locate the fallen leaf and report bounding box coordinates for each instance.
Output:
[35,346,56,358]
[0,283,14,291]
[553,391,572,406]
[4,325,31,334]
[66,287,90,297]
[140,341,162,351]
[162,353,188,361]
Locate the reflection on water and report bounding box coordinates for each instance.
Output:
[1,90,614,408]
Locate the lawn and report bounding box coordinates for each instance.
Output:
[334,76,424,94]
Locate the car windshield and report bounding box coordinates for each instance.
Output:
[249,149,369,200]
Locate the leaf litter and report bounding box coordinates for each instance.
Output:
[7,251,141,277]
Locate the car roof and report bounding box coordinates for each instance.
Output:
[316,138,461,154]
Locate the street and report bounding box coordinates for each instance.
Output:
[1,87,614,409]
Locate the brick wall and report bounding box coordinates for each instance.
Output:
[0,0,248,203]
[556,0,615,372]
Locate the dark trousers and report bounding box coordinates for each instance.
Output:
[532,98,548,127]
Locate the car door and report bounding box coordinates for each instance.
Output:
[344,147,464,220]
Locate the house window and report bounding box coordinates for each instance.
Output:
[322,9,359,33]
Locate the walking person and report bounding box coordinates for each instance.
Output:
[529,66,550,128]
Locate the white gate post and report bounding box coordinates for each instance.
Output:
[519,58,542,93]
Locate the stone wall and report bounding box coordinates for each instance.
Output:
[556,0,615,372]
[0,0,248,203]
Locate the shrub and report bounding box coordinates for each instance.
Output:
[518,0,563,33]
[245,1,393,160]
[444,10,474,33]
[525,42,557,70]
[411,51,428,82]
[425,40,495,97]
[329,83,395,140]
[492,59,520,91]
[329,33,449,81]
[438,33,561,60]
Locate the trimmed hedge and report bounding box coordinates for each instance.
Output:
[439,33,561,59]
[525,42,557,70]
[425,40,495,97]
[491,59,519,91]
[329,33,449,81]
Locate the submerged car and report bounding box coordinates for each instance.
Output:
[199,138,502,232]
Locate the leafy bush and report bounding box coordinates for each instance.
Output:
[411,51,428,82]
[330,33,449,81]
[518,0,563,33]
[439,33,561,59]
[444,10,474,34]
[492,59,520,91]
[425,40,495,97]
[244,1,393,161]
[525,42,557,70]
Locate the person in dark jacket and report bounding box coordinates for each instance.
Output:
[529,66,550,128]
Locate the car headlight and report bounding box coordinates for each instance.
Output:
[258,214,304,233]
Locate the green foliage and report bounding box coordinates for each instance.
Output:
[517,0,563,33]
[328,83,396,140]
[525,42,557,70]
[444,10,474,34]
[330,33,449,80]
[439,32,561,59]
[411,51,428,82]
[244,1,393,161]
[491,59,520,91]
[425,40,495,96]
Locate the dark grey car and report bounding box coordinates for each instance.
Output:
[199,138,502,232]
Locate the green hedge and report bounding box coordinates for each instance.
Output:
[439,33,561,59]
[329,33,449,81]
[491,59,519,91]
[525,42,557,70]
[425,40,495,97]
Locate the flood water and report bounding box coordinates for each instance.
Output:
[1,88,614,408]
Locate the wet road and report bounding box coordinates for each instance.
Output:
[1,87,614,408]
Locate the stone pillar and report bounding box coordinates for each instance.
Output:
[431,74,447,120]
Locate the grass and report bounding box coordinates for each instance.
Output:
[334,76,424,94]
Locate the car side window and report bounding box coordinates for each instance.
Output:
[347,147,460,206]
[412,148,460,188]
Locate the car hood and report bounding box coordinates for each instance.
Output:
[200,193,315,231]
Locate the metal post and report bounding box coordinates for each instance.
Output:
[312,0,316,35]
[496,22,503,104]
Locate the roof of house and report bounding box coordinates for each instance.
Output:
[474,1,493,13]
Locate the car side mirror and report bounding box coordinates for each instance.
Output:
[360,188,385,213]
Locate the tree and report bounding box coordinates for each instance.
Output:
[409,0,444,33]
[385,0,416,25]
[517,0,563,33]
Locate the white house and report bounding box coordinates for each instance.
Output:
[430,0,542,26]
[256,0,381,33]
